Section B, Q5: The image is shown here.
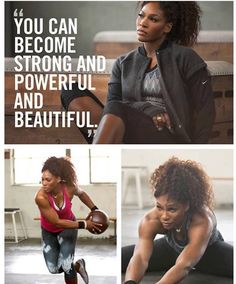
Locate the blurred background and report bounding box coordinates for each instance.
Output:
[5,1,233,57]
[121,148,233,247]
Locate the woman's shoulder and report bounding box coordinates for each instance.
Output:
[63,184,76,198]
[174,43,205,62]
[190,207,216,228]
[139,207,166,235]
[35,188,48,206]
[115,47,142,64]
[170,42,198,55]
[168,42,207,78]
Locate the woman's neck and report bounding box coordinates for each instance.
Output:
[144,36,167,57]
[51,184,62,197]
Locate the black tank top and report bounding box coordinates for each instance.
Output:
[165,210,224,254]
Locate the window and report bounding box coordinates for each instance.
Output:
[71,148,119,184]
[11,148,66,185]
[11,147,118,185]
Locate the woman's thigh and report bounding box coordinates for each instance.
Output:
[57,228,78,273]
[103,101,178,144]
[196,241,233,278]
[148,238,178,272]
[122,238,178,273]
[42,228,61,273]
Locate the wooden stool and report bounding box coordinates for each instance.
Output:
[122,166,148,209]
[5,208,27,243]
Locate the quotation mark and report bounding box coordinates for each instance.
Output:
[88,129,97,138]
[14,9,23,17]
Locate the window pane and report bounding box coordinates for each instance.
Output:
[12,148,119,185]
[90,148,119,183]
[13,148,66,185]
[70,149,90,185]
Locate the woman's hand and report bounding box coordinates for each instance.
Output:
[152,113,173,132]
[86,217,103,234]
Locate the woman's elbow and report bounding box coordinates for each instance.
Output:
[51,219,63,228]
[176,260,194,276]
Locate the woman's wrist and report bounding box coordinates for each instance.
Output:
[124,281,137,284]
[78,220,87,229]
[91,206,98,211]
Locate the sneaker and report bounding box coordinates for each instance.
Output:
[75,258,89,284]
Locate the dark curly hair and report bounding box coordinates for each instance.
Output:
[139,1,202,46]
[42,156,77,187]
[150,157,214,213]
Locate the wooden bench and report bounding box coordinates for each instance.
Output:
[5,208,28,243]
[33,216,117,238]
[5,58,233,144]
[94,30,233,63]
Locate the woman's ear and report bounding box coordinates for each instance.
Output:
[184,202,190,212]
[164,22,173,34]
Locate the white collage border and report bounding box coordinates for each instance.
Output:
[1,0,236,284]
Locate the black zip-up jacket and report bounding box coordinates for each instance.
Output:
[107,40,216,143]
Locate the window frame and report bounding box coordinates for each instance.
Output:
[10,148,117,186]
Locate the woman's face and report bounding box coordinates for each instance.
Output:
[155,194,189,230]
[41,170,61,193]
[136,2,172,43]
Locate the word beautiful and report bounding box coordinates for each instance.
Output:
[15,110,97,128]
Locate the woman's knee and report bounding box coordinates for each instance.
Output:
[61,83,102,111]
[61,83,79,110]
[46,262,60,274]
[59,254,75,274]
[103,100,125,114]
[122,245,135,273]
[62,262,77,279]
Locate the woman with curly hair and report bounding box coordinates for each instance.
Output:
[122,157,233,283]
[61,1,215,144]
[35,156,102,284]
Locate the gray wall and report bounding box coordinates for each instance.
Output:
[5,158,117,239]
[5,1,233,57]
[122,149,233,208]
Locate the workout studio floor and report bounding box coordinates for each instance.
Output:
[122,207,233,284]
[5,239,116,284]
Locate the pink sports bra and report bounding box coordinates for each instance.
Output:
[40,184,75,233]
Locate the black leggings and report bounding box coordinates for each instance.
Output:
[122,237,233,278]
[42,227,78,280]
[103,101,179,144]
[61,86,179,144]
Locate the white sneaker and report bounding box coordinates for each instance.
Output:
[75,258,89,284]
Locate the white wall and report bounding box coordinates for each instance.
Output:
[122,149,233,207]
[5,159,116,239]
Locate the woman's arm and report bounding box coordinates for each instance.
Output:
[73,186,104,232]
[107,58,122,102]
[35,193,79,229]
[156,213,213,284]
[187,68,215,143]
[74,186,97,210]
[125,213,160,283]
